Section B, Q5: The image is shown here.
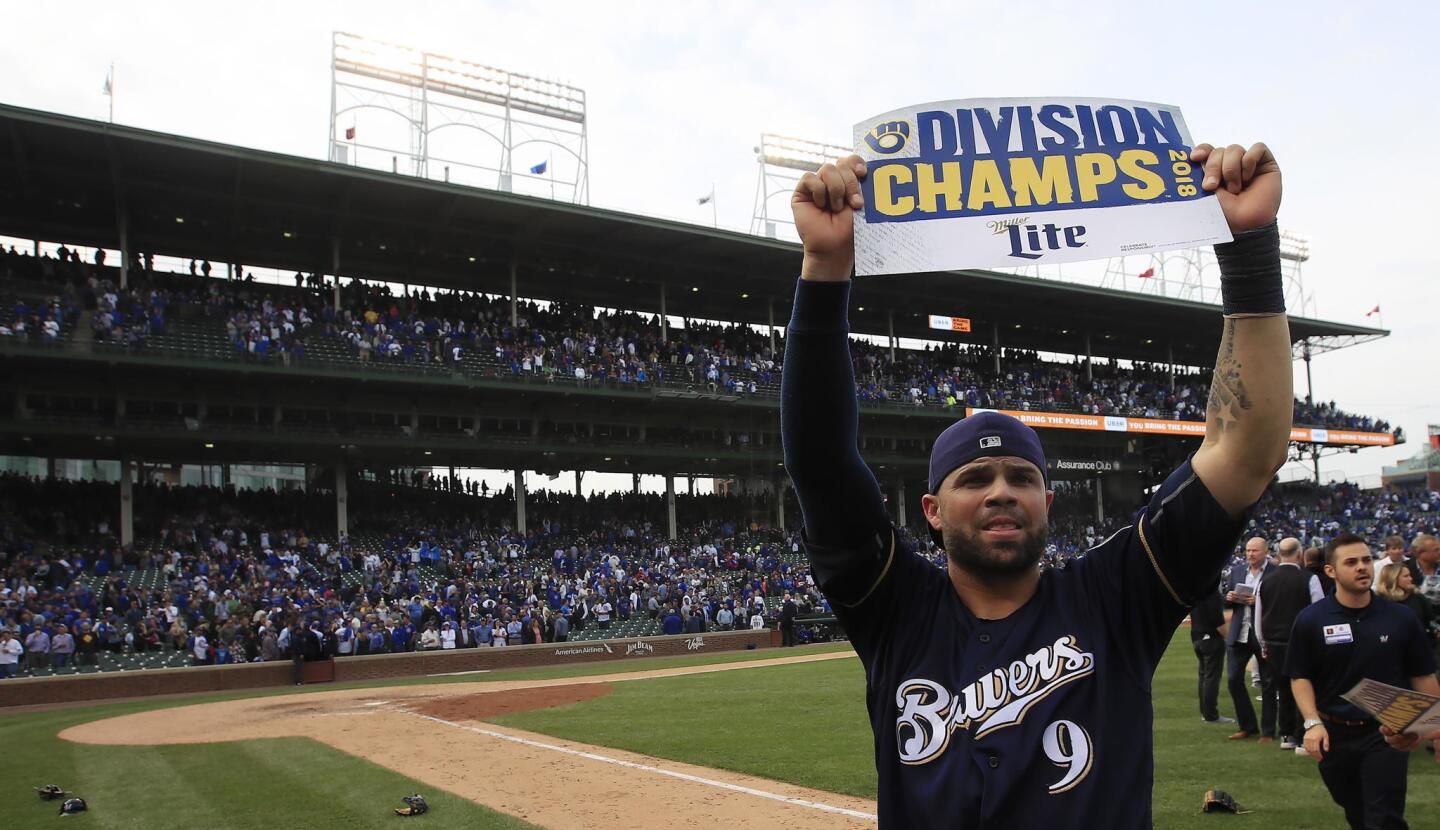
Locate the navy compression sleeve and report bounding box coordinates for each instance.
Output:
[780,278,889,550]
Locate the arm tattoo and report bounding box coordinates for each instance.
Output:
[1207,319,1254,433]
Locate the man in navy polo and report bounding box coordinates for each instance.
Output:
[1287,532,1440,829]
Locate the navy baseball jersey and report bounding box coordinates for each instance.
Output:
[806,459,1242,827]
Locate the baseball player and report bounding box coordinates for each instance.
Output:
[781,141,1292,826]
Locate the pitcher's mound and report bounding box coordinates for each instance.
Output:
[412,683,611,720]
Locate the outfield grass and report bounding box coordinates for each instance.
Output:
[491,630,1440,829]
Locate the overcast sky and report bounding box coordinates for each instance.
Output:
[1,0,1434,487]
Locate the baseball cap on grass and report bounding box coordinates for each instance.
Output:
[925,411,1048,547]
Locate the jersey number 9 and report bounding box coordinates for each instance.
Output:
[1042,720,1093,794]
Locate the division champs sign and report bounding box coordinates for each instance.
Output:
[852,97,1230,275]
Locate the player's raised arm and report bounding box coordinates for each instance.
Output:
[781,155,890,555]
[1187,142,1293,519]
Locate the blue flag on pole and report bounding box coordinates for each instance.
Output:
[529,161,547,175]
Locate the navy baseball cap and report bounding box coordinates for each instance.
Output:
[928,411,1048,494]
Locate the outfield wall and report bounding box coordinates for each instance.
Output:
[0,630,773,709]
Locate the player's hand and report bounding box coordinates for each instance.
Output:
[793,155,866,281]
[1303,723,1329,761]
[1191,142,1280,234]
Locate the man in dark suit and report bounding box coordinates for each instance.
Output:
[780,593,799,647]
[1225,536,1278,741]
[1190,586,1231,724]
[1257,537,1323,750]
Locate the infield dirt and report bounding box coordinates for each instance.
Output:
[61,650,875,829]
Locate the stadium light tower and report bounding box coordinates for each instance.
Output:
[328,32,589,203]
[1095,228,1316,319]
[750,133,852,240]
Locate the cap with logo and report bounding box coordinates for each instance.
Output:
[925,411,1049,547]
[928,411,1048,493]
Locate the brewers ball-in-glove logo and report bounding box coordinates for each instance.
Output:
[864,121,911,155]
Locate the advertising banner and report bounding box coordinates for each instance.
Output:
[966,408,1396,447]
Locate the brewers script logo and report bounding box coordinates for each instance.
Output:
[865,120,911,155]
[894,635,1096,764]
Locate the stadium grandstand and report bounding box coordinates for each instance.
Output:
[0,103,1424,680]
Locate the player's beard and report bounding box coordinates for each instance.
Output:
[942,520,1047,578]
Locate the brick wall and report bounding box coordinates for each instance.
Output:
[0,630,773,709]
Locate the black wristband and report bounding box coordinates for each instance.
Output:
[1215,222,1284,316]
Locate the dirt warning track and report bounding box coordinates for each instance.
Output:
[62,650,876,829]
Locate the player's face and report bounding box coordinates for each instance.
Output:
[1325,542,1373,594]
[1244,539,1267,568]
[924,457,1052,577]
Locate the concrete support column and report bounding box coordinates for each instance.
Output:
[688,475,695,496]
[659,283,668,341]
[632,473,641,495]
[896,477,907,528]
[1095,478,1104,525]
[331,237,342,313]
[509,258,519,327]
[666,474,677,540]
[118,212,129,290]
[119,457,134,547]
[335,459,349,539]
[768,299,777,355]
[514,469,527,534]
[221,463,232,490]
[991,321,1001,375]
[888,310,897,364]
[1167,343,1175,392]
[1084,332,1093,382]
[574,470,583,496]
[774,478,786,532]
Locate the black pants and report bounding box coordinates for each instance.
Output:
[1267,642,1298,740]
[781,623,795,647]
[1226,636,1276,736]
[1318,720,1409,830]
[1192,634,1225,721]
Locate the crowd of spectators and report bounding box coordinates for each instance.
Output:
[0,473,949,677]
[0,245,1398,436]
[2,466,1436,679]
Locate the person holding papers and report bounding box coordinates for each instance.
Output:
[1286,532,1439,830]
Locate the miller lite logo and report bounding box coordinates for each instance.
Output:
[1007,222,1087,261]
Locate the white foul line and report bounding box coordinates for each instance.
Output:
[409,712,877,822]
